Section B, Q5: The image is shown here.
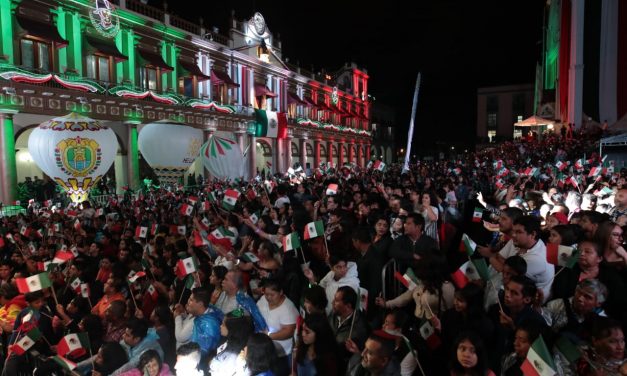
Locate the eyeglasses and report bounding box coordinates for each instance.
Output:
[611,233,623,238]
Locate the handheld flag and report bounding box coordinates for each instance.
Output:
[304,221,324,240]
[282,232,301,251]
[16,273,52,293]
[520,336,556,376]
[176,257,198,278]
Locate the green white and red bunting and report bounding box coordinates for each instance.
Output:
[176,257,198,278]
[520,336,556,376]
[180,203,194,216]
[304,220,325,240]
[128,271,147,284]
[419,320,441,349]
[282,232,301,251]
[11,327,41,355]
[57,333,90,357]
[254,109,288,138]
[52,355,77,371]
[472,208,484,223]
[222,189,240,210]
[16,272,52,293]
[326,183,338,195]
[459,234,477,255]
[53,250,75,264]
[135,226,148,238]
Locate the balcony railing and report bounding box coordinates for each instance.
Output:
[124,0,165,22]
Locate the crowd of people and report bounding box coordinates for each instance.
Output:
[0,128,626,376]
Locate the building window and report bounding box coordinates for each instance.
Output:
[20,38,51,71]
[85,55,111,82]
[514,129,523,140]
[138,67,158,91]
[488,130,496,143]
[487,113,497,129]
[486,95,498,113]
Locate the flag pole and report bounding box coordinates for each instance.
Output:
[127,281,139,311]
[402,73,422,174]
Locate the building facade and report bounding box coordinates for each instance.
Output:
[369,102,396,163]
[476,84,534,143]
[0,0,373,204]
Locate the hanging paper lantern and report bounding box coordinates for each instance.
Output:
[138,120,203,185]
[28,113,118,203]
[199,135,246,181]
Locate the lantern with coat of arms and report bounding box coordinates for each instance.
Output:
[28,112,118,203]
[138,120,203,186]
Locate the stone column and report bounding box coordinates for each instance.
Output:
[365,143,371,163]
[203,125,216,181]
[275,138,283,174]
[357,143,364,167]
[0,111,18,204]
[327,139,334,166]
[314,139,321,169]
[285,136,293,171]
[568,0,585,128]
[348,141,355,164]
[126,121,141,191]
[248,134,256,178]
[299,137,307,169]
[338,140,345,166]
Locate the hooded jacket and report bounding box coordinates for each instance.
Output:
[319,261,360,314]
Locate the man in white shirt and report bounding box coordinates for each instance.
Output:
[485,215,554,301]
[256,279,299,359]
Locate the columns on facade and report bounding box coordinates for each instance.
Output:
[204,124,216,181]
[0,111,18,205]
[338,139,345,166]
[314,139,321,169]
[274,138,283,174]
[348,141,355,164]
[568,0,585,128]
[299,137,307,169]
[248,134,257,178]
[357,143,364,167]
[126,121,141,191]
[365,142,371,163]
[285,135,293,171]
[327,139,334,166]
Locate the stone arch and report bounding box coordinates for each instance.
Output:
[319,143,327,158]
[291,141,299,157]
[255,138,273,173]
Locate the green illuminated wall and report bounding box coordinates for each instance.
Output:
[544,0,560,90]
[55,7,83,75]
[116,29,136,85]
[0,0,14,64]
[128,124,139,189]
[161,41,178,92]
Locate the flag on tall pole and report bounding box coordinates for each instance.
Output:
[402,73,421,174]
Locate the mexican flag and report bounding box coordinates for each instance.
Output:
[176,257,198,278]
[37,261,53,272]
[419,320,441,349]
[96,208,104,217]
[11,328,41,355]
[209,226,236,245]
[80,283,90,298]
[472,208,483,223]
[150,223,158,236]
[135,226,148,238]
[201,201,210,212]
[20,226,31,237]
[254,109,287,138]
[73,219,81,231]
[188,196,198,205]
[222,189,240,210]
[588,166,602,177]
[177,225,186,235]
[128,270,147,284]
[282,232,301,251]
[574,159,584,169]
[451,260,481,288]
[326,184,338,196]
[546,244,578,268]
[304,221,324,240]
[555,161,567,171]
[394,271,417,290]
[459,234,477,255]
[70,278,82,293]
[16,272,52,293]
[146,284,159,301]
[207,191,217,203]
[180,203,193,216]
[57,333,90,357]
[249,211,260,224]
[373,160,386,171]
[520,336,556,376]
[53,250,75,264]
[193,231,210,247]
[52,355,77,371]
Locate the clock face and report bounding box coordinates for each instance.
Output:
[252,12,266,36]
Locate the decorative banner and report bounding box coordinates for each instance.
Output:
[199,135,246,181]
[89,0,120,38]
[28,113,117,203]
[108,85,183,105]
[185,99,236,114]
[138,120,202,185]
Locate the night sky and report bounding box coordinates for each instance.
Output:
[158,0,546,152]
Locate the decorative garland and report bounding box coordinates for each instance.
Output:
[108,85,183,105]
[296,118,371,137]
[53,75,106,93]
[185,99,236,114]
[0,67,52,84]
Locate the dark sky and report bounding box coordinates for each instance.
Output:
[160,0,546,151]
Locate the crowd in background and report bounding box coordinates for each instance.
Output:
[0,128,626,376]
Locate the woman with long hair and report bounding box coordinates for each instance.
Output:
[595,220,627,269]
[371,214,393,258]
[209,310,254,376]
[244,333,279,376]
[209,265,228,305]
[294,313,339,376]
[118,349,172,376]
[449,332,495,376]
